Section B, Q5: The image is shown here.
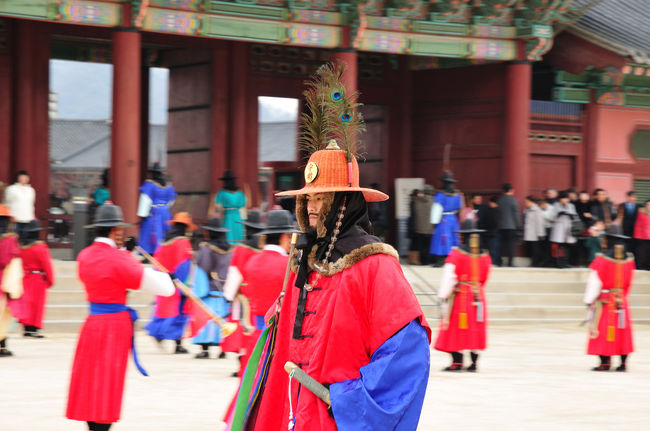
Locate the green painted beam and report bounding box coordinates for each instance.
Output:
[555,70,591,87]
[209,1,288,20]
[205,15,285,42]
[0,0,48,19]
[553,87,590,104]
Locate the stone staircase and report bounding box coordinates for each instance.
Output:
[20,260,650,334]
[402,264,650,325]
[41,260,156,333]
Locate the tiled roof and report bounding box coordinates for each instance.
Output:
[50,119,167,169]
[569,0,650,63]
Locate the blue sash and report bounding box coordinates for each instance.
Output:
[89,302,149,377]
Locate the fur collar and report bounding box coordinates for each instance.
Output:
[161,235,190,246]
[0,232,17,240]
[199,241,231,254]
[291,242,398,277]
[20,240,45,250]
[594,252,635,263]
[295,193,335,238]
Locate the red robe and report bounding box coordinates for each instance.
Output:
[434,248,491,352]
[19,241,54,328]
[67,241,144,423]
[249,250,430,431]
[221,245,259,355]
[152,237,193,318]
[0,233,21,318]
[587,255,635,356]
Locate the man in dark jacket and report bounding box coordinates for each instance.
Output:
[497,183,521,267]
[616,190,639,257]
[483,197,500,265]
[590,188,614,227]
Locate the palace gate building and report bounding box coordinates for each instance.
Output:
[0,0,649,236]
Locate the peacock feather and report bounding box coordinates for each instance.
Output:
[298,61,365,162]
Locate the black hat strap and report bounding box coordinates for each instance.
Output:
[293,197,347,340]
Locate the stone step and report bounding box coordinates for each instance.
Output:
[46,288,155,305]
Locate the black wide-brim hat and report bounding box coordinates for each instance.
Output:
[149,162,163,173]
[219,170,237,181]
[258,209,301,235]
[24,220,46,232]
[237,210,265,230]
[605,224,629,240]
[201,217,230,233]
[440,171,457,183]
[454,219,485,234]
[85,203,131,228]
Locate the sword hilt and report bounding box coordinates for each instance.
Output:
[285,361,331,407]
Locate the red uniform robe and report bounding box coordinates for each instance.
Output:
[67,240,144,423]
[586,254,635,356]
[221,244,259,355]
[434,247,491,353]
[19,241,54,328]
[152,236,193,318]
[249,246,430,431]
[0,233,21,326]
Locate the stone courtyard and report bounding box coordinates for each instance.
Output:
[2,322,650,430]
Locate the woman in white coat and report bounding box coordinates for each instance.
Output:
[550,190,578,268]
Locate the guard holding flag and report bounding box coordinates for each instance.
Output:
[584,225,635,371]
[66,203,174,431]
[434,218,492,372]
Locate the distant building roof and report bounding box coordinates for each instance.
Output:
[50,119,167,169]
[569,0,650,63]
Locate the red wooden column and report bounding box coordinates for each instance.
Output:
[110,28,141,224]
[503,61,532,201]
[32,29,51,220]
[211,44,230,195]
[331,49,358,93]
[0,20,13,184]
[229,42,248,185]
[14,20,35,176]
[583,96,600,192]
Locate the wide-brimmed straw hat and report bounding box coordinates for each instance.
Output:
[276,140,388,202]
[86,203,131,228]
[167,211,197,231]
[257,210,301,235]
[201,217,229,233]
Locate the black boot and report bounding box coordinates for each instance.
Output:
[466,352,479,372]
[616,355,627,372]
[195,344,210,359]
[443,352,463,371]
[592,355,610,371]
[0,338,12,357]
[31,327,44,339]
[174,340,188,354]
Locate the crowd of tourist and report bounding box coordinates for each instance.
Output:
[410,185,650,270]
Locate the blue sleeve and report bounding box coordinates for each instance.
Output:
[139,181,153,197]
[330,319,430,431]
[168,185,177,202]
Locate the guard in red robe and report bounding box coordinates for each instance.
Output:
[66,204,174,431]
[231,65,431,430]
[584,225,635,371]
[222,210,264,375]
[18,219,54,338]
[144,211,196,354]
[0,204,22,357]
[434,218,491,371]
[239,210,299,371]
